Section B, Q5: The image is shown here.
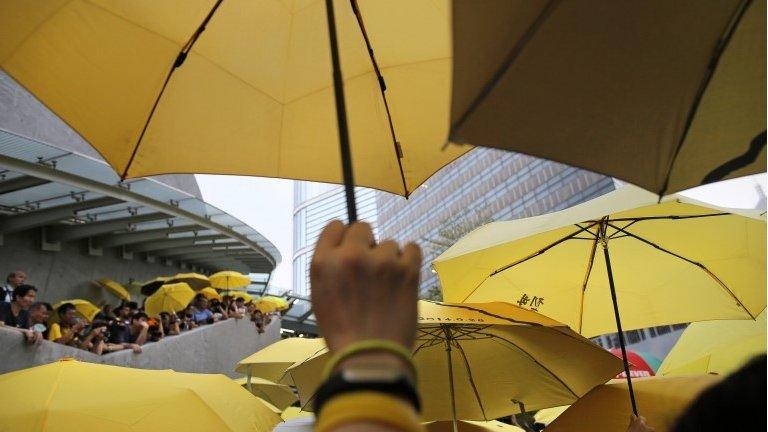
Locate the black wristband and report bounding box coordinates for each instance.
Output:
[313,372,421,415]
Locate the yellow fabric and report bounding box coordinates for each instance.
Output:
[198,287,222,301]
[0,0,467,196]
[144,282,196,317]
[261,295,290,310]
[94,278,131,301]
[287,301,622,420]
[315,391,425,432]
[47,323,62,341]
[167,273,210,290]
[0,359,281,431]
[235,337,327,383]
[281,407,313,421]
[434,185,767,337]
[545,375,721,432]
[139,276,169,293]
[450,0,765,196]
[228,291,254,303]
[254,298,279,313]
[424,420,525,432]
[50,299,100,323]
[209,271,250,290]
[321,338,416,378]
[533,406,569,426]
[659,311,766,376]
[234,376,298,410]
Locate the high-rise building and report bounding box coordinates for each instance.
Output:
[292,182,378,297]
[376,148,615,295]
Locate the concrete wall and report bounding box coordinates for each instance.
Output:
[0,316,280,376]
[0,228,189,305]
[0,71,202,199]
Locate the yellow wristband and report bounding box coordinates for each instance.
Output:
[315,391,425,432]
[322,339,416,379]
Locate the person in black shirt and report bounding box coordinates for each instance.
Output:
[28,301,52,339]
[0,285,40,344]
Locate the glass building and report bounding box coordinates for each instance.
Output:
[376,147,616,296]
[292,182,378,297]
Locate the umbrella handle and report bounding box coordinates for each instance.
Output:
[325,0,358,222]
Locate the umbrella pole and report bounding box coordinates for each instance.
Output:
[443,327,459,432]
[324,0,358,222]
[601,241,639,415]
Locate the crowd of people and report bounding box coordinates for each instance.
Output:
[0,270,278,355]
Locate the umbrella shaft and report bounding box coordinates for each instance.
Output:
[602,244,639,415]
[444,330,459,432]
[324,0,358,222]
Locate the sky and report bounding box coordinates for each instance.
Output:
[197,173,766,293]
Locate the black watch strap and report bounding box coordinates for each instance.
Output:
[313,372,421,415]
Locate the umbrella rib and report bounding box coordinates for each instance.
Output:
[658,0,755,197]
[349,0,409,196]
[606,222,756,320]
[454,341,489,420]
[607,213,729,223]
[479,331,580,400]
[578,230,600,334]
[122,0,225,179]
[450,0,562,134]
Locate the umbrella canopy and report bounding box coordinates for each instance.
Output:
[281,407,313,421]
[425,420,525,432]
[235,337,327,384]
[94,278,131,301]
[144,282,196,317]
[199,287,223,301]
[533,406,568,427]
[609,349,660,378]
[545,376,721,432]
[0,1,467,197]
[434,186,766,337]
[0,359,282,431]
[234,377,298,410]
[659,311,766,376]
[167,273,210,290]
[261,296,290,310]
[287,301,622,422]
[50,299,100,323]
[450,0,765,196]
[209,271,250,290]
[139,276,169,296]
[228,291,254,303]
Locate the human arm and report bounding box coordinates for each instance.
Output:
[53,321,85,345]
[133,321,149,346]
[311,221,422,432]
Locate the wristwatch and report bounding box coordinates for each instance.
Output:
[313,365,420,414]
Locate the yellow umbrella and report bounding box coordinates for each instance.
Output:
[281,407,313,421]
[234,377,298,410]
[139,276,169,296]
[209,271,250,290]
[545,376,721,432]
[50,299,100,323]
[167,272,210,290]
[144,282,196,317]
[94,278,131,301]
[199,287,222,301]
[287,301,622,426]
[0,359,281,431]
[659,311,766,376]
[533,406,569,427]
[425,421,525,432]
[235,338,327,384]
[228,291,254,303]
[261,296,290,310]
[434,185,765,413]
[0,1,467,200]
[450,1,764,196]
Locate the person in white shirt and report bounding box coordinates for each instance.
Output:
[2,270,26,303]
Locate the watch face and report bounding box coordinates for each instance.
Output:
[341,367,406,383]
